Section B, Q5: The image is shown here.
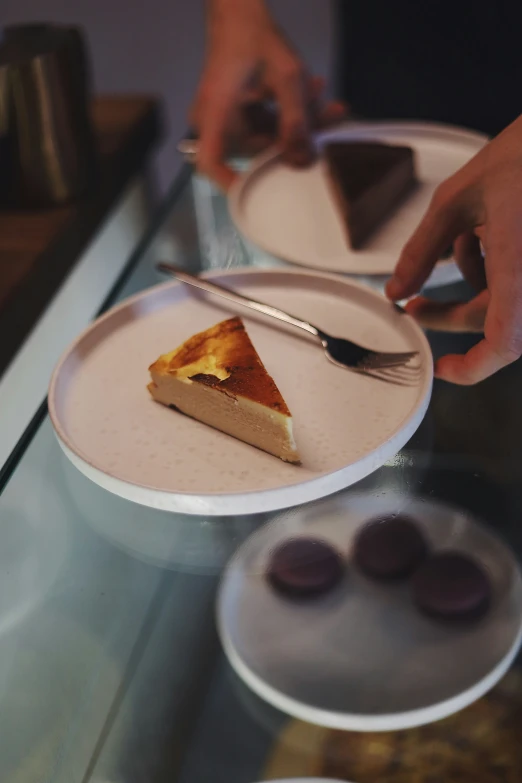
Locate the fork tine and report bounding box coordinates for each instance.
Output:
[360,353,420,371]
[375,365,423,380]
[378,360,422,373]
[377,350,419,362]
[353,366,419,387]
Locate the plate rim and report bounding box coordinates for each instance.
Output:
[216,496,522,731]
[228,120,488,278]
[48,267,433,516]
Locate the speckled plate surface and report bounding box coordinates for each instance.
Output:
[217,494,522,731]
[49,268,432,516]
[229,121,487,284]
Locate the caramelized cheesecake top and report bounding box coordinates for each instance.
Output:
[149,317,291,415]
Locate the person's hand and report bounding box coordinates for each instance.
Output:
[386,115,522,385]
[191,0,345,190]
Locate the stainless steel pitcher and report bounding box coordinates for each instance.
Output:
[0,23,96,206]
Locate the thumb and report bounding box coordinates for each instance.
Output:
[386,181,468,300]
[197,77,242,191]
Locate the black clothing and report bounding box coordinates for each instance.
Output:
[337,0,522,136]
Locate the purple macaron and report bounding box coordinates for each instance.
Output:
[267,537,344,598]
[412,551,492,621]
[353,515,429,580]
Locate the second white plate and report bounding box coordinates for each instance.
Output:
[217,494,522,731]
[229,121,487,281]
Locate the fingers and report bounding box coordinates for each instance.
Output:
[272,61,315,167]
[423,260,522,384]
[197,114,237,190]
[195,73,243,191]
[406,290,489,333]
[242,100,277,137]
[428,247,519,385]
[195,55,344,185]
[386,180,469,300]
[435,337,516,384]
[481,212,522,362]
[453,232,487,291]
[316,100,348,129]
[407,289,518,384]
[408,283,522,384]
[307,75,348,129]
[434,293,522,383]
[412,223,522,384]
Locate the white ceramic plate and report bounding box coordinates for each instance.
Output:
[229,121,488,284]
[49,268,432,516]
[217,493,522,731]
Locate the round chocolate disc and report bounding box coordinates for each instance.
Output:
[412,551,492,621]
[353,515,429,580]
[267,537,344,598]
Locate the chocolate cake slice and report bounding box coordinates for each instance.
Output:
[324,141,417,249]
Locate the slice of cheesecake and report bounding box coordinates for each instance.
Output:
[324,141,417,249]
[148,317,300,463]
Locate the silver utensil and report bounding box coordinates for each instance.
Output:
[157,263,419,375]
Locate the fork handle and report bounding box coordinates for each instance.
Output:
[157,263,320,339]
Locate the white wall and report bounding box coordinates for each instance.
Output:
[3,1,332,191]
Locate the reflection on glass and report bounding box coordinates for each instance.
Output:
[61,456,262,573]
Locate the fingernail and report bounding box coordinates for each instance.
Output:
[385,277,403,300]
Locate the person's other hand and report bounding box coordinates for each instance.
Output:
[191,0,345,190]
[386,116,522,385]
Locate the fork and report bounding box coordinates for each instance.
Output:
[157,263,419,374]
